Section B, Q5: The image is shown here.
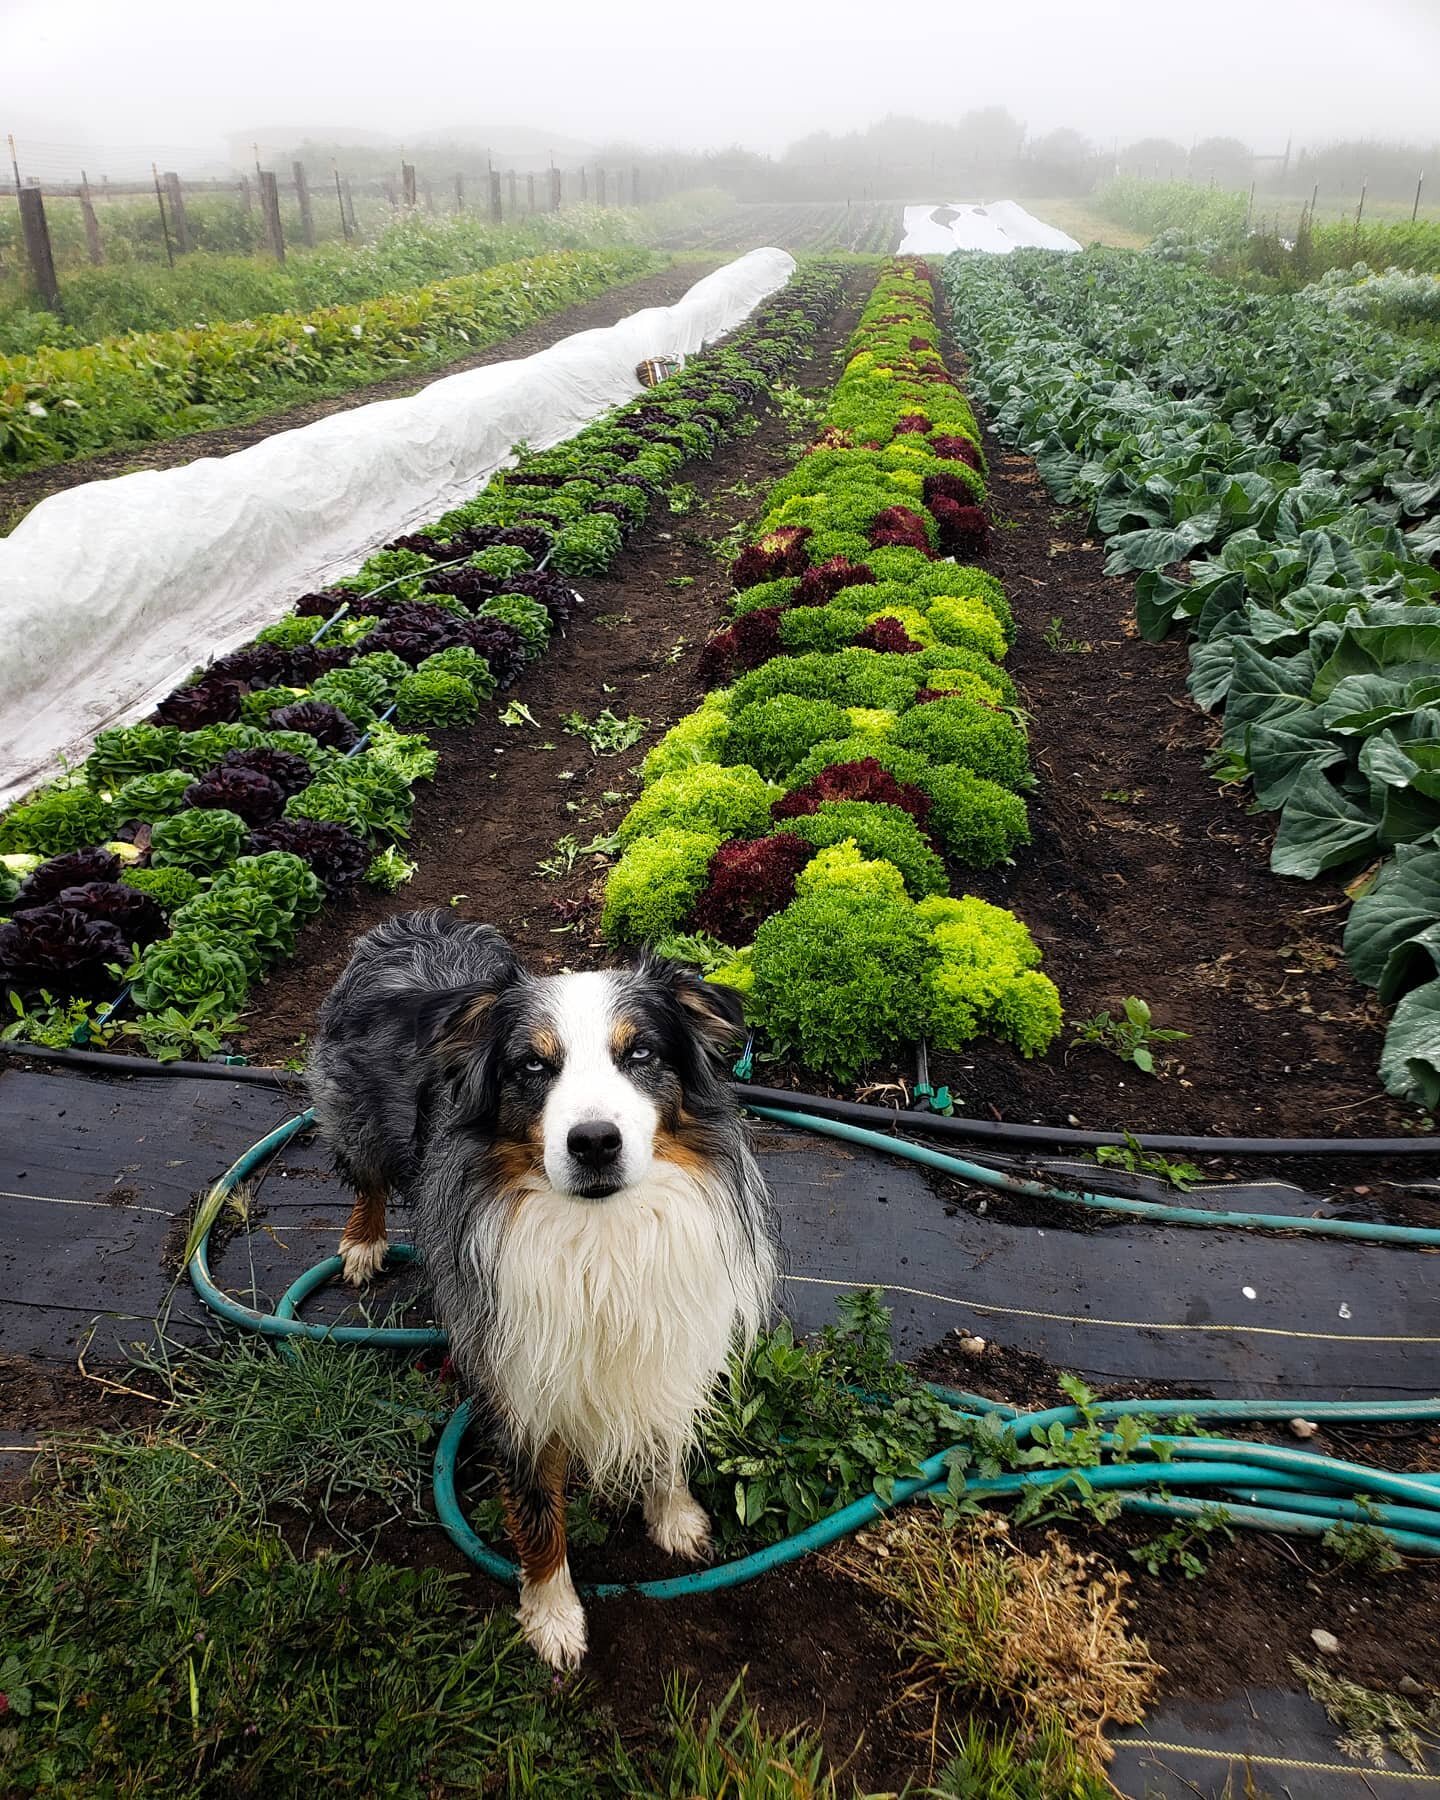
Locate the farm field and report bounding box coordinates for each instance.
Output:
[2,241,1438,1797]
[658,199,901,254]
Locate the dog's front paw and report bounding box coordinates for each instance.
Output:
[338,1234,388,1286]
[645,1484,713,1563]
[518,1569,588,1669]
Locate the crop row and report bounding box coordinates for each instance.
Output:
[600,260,1060,1081]
[0,247,657,472]
[0,264,847,1055]
[942,248,1440,1106]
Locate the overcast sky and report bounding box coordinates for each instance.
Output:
[6,0,1438,177]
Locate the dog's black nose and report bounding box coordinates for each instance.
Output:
[567,1119,622,1168]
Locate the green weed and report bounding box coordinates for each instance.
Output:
[1069,997,1189,1075]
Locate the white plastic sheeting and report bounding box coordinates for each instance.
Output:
[897,201,1081,256]
[0,247,796,803]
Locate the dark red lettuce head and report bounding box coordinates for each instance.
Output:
[894,412,931,433]
[796,557,876,608]
[206,642,293,686]
[245,819,369,891]
[929,435,983,469]
[220,746,314,799]
[458,618,526,687]
[732,526,812,591]
[291,588,351,618]
[927,496,991,557]
[266,700,360,748]
[153,679,244,729]
[56,881,167,948]
[772,758,932,828]
[853,615,924,654]
[697,607,785,687]
[501,571,580,629]
[0,904,130,994]
[14,847,122,910]
[868,506,932,556]
[691,834,814,946]
[183,766,287,824]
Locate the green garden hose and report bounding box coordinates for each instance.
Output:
[187,1109,1440,1589]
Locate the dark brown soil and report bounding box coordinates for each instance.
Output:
[244,266,877,1059]
[0,262,720,533]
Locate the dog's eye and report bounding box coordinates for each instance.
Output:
[521,1056,551,1076]
[626,1044,653,1065]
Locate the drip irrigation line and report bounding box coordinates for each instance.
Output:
[12,1044,1437,1163]
[180,1109,1440,1597]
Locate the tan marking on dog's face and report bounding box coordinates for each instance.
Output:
[530,1025,562,1066]
[436,990,500,1061]
[608,1015,639,1062]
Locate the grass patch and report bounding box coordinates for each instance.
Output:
[838,1515,1158,1776]
[1291,1657,1440,1772]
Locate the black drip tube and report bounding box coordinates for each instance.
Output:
[3,1041,1437,1159]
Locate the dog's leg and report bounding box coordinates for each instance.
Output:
[503,1440,586,1669]
[642,1476,712,1562]
[338,1187,389,1286]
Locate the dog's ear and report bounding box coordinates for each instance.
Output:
[413,942,524,1127]
[637,949,747,1055]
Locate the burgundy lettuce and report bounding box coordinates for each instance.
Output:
[13,847,122,910]
[245,820,369,891]
[152,679,244,729]
[929,435,983,469]
[772,758,932,828]
[220,746,314,798]
[927,497,991,557]
[184,766,287,824]
[0,904,130,994]
[697,608,785,687]
[691,835,813,946]
[56,881,167,948]
[796,557,876,608]
[265,700,360,748]
[732,526,812,591]
[867,507,932,556]
[853,616,924,654]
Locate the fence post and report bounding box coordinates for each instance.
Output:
[422,174,435,213]
[79,171,104,265]
[292,160,316,246]
[632,164,641,204]
[1244,180,1255,232]
[341,176,357,236]
[453,172,464,213]
[258,169,285,262]
[489,168,503,223]
[549,165,561,210]
[507,169,518,216]
[151,163,175,267]
[595,166,606,207]
[332,163,351,238]
[401,161,417,208]
[17,185,61,310]
[1414,172,1425,224]
[579,165,588,204]
[526,172,536,213]
[163,171,191,254]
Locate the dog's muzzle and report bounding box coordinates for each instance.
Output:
[565,1119,623,1196]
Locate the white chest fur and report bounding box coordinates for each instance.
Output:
[479,1164,766,1493]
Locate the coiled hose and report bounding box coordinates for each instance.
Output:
[187,1110,1440,1589]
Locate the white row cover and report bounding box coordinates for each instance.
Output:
[898,201,1081,256]
[0,247,797,804]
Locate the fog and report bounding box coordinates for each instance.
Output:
[5,0,1438,179]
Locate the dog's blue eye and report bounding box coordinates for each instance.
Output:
[522,1057,549,1075]
[627,1045,652,1064]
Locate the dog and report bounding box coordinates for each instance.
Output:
[307,910,778,1667]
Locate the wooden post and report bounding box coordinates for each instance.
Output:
[579,165,588,204]
[151,162,175,267]
[79,171,104,265]
[595,166,606,207]
[258,169,285,262]
[453,172,464,213]
[7,132,21,195]
[163,171,191,254]
[489,168,502,223]
[401,161,417,208]
[506,169,517,215]
[1244,180,1255,232]
[240,173,253,212]
[342,176,357,236]
[1413,171,1424,224]
[333,163,350,238]
[422,174,435,213]
[292,160,316,246]
[631,164,641,204]
[549,165,561,211]
[17,185,61,310]
[526,171,536,213]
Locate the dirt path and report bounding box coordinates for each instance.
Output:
[0,261,721,533]
[244,268,874,1061]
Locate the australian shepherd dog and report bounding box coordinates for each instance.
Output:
[308,910,778,1667]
